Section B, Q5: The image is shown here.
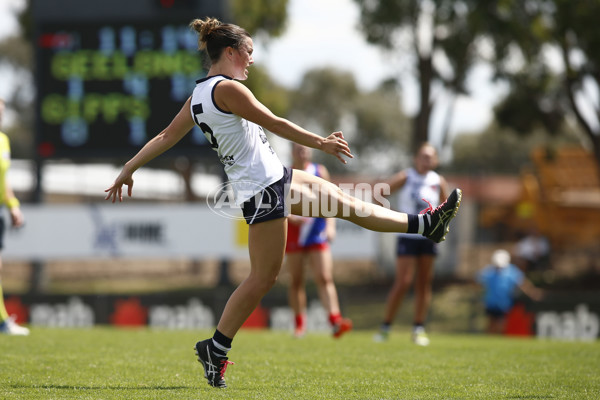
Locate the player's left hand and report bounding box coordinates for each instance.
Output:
[321,131,353,164]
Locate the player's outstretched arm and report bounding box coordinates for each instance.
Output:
[217,80,353,164]
[104,97,195,202]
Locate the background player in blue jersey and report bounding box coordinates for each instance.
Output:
[374,143,450,346]
[478,249,543,334]
[285,143,352,338]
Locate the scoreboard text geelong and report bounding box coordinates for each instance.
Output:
[37,22,209,158]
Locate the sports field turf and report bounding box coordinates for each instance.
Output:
[0,327,598,399]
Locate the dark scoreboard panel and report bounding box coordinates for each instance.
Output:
[36,21,211,158]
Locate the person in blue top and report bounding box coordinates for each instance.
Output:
[478,249,542,334]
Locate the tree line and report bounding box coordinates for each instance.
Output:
[0,0,597,177]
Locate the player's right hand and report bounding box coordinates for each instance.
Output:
[104,169,134,203]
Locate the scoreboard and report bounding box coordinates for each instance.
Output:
[33,0,226,159]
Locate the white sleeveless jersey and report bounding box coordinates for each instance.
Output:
[190,75,284,204]
[397,168,442,237]
[397,168,442,214]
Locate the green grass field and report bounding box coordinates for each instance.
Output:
[0,328,598,399]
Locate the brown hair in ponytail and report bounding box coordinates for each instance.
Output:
[190,17,251,62]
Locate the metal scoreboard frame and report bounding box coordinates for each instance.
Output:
[33,0,227,159]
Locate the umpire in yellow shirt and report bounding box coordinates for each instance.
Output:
[0,98,28,335]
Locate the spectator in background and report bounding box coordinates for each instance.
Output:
[516,226,551,273]
[478,249,543,334]
[373,143,450,346]
[285,143,352,339]
[0,98,28,335]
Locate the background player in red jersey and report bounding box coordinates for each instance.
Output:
[285,144,352,338]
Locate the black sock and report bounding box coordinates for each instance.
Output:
[407,214,420,234]
[211,329,233,356]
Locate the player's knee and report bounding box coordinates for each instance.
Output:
[247,269,278,294]
[289,277,304,290]
[314,272,331,286]
[259,274,278,294]
[394,276,412,289]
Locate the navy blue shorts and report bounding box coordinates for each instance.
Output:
[396,236,437,256]
[241,167,293,225]
[485,307,508,318]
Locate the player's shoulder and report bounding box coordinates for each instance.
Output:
[316,163,329,176]
[394,168,410,182]
[196,75,235,91]
[509,264,524,275]
[215,78,253,101]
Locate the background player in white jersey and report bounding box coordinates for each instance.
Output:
[285,143,352,339]
[105,18,461,388]
[374,143,450,346]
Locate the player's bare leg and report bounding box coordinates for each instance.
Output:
[217,217,287,337]
[374,257,414,342]
[289,170,410,232]
[289,170,461,242]
[307,249,352,338]
[196,218,287,388]
[286,252,308,337]
[412,255,435,346]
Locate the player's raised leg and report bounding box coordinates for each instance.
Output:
[289,169,410,231]
[288,170,461,242]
